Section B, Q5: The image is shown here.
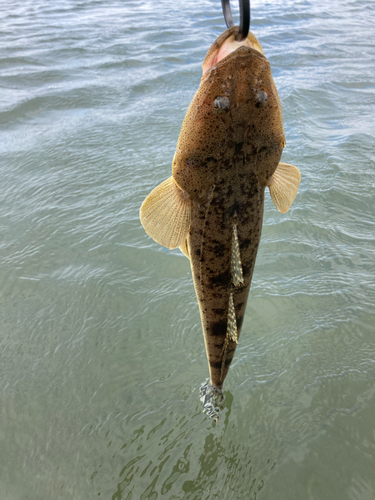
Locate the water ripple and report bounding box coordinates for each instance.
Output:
[1,0,375,499]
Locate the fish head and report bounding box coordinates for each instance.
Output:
[172,27,285,203]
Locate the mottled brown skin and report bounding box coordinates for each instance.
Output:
[173,28,285,390]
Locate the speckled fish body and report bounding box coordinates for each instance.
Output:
[140,27,300,394]
[173,28,285,389]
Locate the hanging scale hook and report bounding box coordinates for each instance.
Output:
[220,0,250,41]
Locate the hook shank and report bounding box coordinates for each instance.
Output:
[220,0,250,41]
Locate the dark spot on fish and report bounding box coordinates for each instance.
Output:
[202,156,216,166]
[209,237,222,246]
[213,342,224,349]
[235,142,244,155]
[242,263,253,277]
[210,270,231,287]
[220,222,227,233]
[236,315,244,330]
[213,308,225,316]
[210,321,227,337]
[226,346,236,356]
[212,243,225,257]
[223,358,233,368]
[209,360,223,370]
[240,238,252,249]
[210,357,233,370]
[236,302,245,311]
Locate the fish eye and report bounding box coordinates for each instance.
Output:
[255,90,268,107]
[213,96,230,112]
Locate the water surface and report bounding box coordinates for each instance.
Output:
[1,0,375,499]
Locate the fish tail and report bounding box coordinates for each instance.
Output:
[199,380,224,420]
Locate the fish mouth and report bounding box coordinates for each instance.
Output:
[202,26,265,76]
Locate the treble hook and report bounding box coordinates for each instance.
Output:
[220,0,250,41]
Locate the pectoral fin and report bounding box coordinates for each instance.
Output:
[267,162,301,213]
[140,177,191,249]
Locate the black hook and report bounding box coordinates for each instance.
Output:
[220,0,250,41]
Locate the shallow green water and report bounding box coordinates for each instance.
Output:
[1,0,375,499]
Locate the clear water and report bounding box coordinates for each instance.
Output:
[1,0,374,498]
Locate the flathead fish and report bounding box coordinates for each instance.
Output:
[140,27,300,405]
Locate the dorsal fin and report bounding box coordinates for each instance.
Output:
[227,292,238,343]
[231,223,244,286]
[220,292,238,381]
